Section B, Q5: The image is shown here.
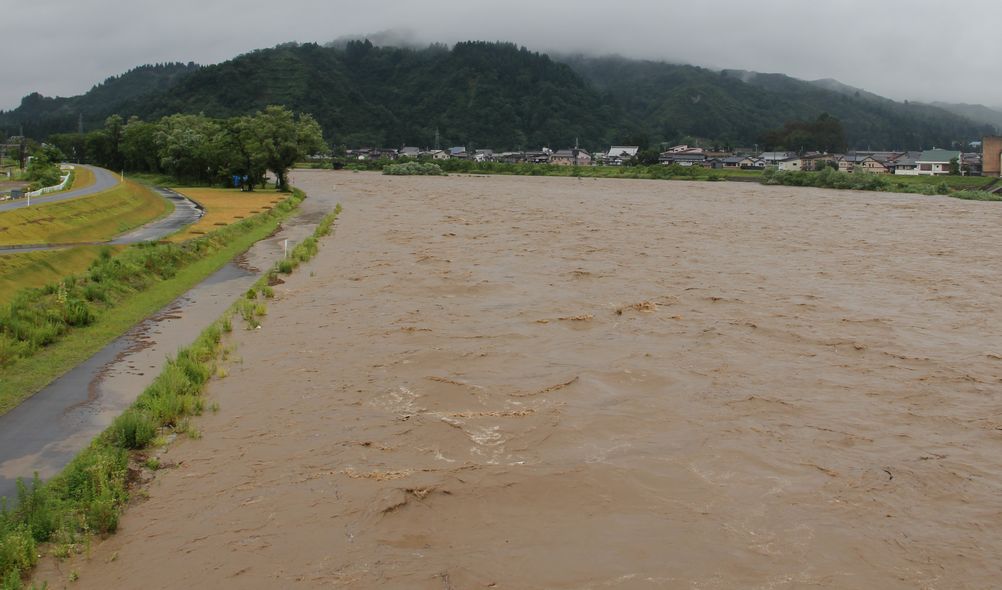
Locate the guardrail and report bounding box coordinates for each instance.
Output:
[25,165,74,198]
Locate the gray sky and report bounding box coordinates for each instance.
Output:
[6,0,1000,110]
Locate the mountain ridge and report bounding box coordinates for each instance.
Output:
[0,41,994,151]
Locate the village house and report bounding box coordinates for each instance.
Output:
[606,146,639,166]
[912,149,961,176]
[758,151,796,166]
[776,156,803,171]
[473,149,496,163]
[889,152,921,175]
[962,152,983,176]
[659,148,706,166]
[429,150,450,160]
[550,148,592,166]
[721,156,756,169]
[497,152,526,164]
[665,144,696,154]
[527,151,551,164]
[399,146,421,158]
[799,153,837,171]
[836,153,868,173]
[855,156,890,174]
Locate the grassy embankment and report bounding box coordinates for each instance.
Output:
[0,189,304,416]
[0,203,342,589]
[0,181,170,304]
[66,167,95,192]
[0,181,168,246]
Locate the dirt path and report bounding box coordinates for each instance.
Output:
[40,172,1002,589]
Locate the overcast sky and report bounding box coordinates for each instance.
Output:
[6,0,1000,110]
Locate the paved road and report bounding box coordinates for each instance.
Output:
[0,187,204,254]
[0,164,119,213]
[110,188,204,243]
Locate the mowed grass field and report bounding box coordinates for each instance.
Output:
[171,188,285,241]
[0,180,169,246]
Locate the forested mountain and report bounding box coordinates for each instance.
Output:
[930,102,1002,131]
[4,63,201,138]
[0,41,993,151]
[565,56,991,150]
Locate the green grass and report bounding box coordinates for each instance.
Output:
[951,190,1002,201]
[0,190,306,416]
[884,174,995,190]
[763,167,1000,199]
[0,181,169,246]
[0,201,342,588]
[0,247,114,305]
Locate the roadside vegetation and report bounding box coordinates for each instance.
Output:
[22,146,63,192]
[0,181,169,247]
[0,190,306,416]
[0,203,341,589]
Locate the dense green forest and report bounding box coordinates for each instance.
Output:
[0,41,994,151]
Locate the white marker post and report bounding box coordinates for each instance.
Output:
[283,239,289,259]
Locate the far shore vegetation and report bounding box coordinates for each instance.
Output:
[303,156,998,199]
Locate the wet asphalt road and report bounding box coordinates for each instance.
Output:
[0,186,203,254]
[0,164,118,213]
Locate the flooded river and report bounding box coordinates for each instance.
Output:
[45,171,1002,589]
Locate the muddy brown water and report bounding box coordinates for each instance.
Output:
[39,171,1002,589]
[0,191,338,502]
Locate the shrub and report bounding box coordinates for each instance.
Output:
[382,162,445,176]
[951,190,1002,201]
[109,411,156,449]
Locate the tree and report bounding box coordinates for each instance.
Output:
[120,117,159,172]
[246,106,326,191]
[103,115,125,171]
[154,114,224,183]
[628,148,660,166]
[761,113,847,153]
[949,157,960,176]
